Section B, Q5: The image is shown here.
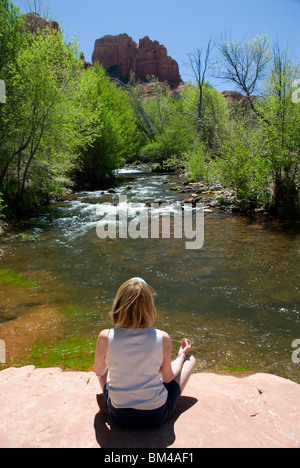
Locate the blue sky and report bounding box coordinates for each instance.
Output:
[14,0,300,91]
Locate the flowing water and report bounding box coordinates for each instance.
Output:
[0,168,299,382]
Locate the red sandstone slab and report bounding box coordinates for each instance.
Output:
[0,367,299,448]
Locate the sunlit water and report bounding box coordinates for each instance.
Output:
[0,168,299,382]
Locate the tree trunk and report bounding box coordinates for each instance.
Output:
[197,86,203,134]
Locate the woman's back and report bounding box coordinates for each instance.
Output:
[106,327,168,410]
[94,278,195,427]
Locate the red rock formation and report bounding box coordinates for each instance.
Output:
[92,34,182,88]
[222,90,252,108]
[22,12,60,33]
[80,53,92,70]
[222,90,244,103]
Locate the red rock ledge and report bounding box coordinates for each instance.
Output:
[0,366,299,448]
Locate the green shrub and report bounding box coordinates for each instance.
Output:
[139,141,167,163]
[214,119,271,203]
[186,144,214,183]
[0,192,6,213]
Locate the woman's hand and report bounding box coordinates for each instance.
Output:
[179,339,192,356]
[161,334,192,384]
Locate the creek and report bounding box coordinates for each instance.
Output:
[0,167,299,382]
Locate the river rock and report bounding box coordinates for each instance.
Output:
[184,197,196,205]
[0,367,299,448]
[153,198,168,206]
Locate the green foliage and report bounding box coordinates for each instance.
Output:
[180,84,229,155]
[0,7,298,219]
[135,80,195,165]
[0,20,99,212]
[186,143,214,183]
[0,191,5,212]
[139,141,167,162]
[183,40,299,216]
[200,87,230,154]
[258,51,300,215]
[0,0,23,74]
[0,1,142,211]
[215,117,271,203]
[77,64,142,187]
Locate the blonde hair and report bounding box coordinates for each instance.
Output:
[110,278,156,329]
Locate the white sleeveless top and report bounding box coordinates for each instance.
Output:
[106,327,168,410]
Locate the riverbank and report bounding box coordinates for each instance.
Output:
[153,168,300,224]
[1,366,300,448]
[120,164,300,224]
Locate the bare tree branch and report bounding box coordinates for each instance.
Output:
[187,38,214,133]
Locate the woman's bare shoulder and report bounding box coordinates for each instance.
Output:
[161,331,171,340]
[161,331,172,348]
[98,329,110,340]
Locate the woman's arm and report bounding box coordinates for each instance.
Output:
[94,329,109,377]
[161,332,191,384]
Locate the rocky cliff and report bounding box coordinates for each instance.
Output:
[22,12,60,33]
[222,90,253,108]
[92,34,182,88]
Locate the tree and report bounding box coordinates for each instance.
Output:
[180,83,229,154]
[0,0,24,155]
[137,79,194,167]
[0,25,100,211]
[111,75,158,142]
[217,35,300,217]
[0,0,23,74]
[186,38,214,133]
[77,64,142,187]
[218,35,271,123]
[215,115,271,204]
[261,44,300,216]
[0,0,24,188]
[24,0,51,18]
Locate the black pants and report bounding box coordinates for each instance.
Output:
[103,380,181,428]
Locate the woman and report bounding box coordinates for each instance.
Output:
[94,277,196,428]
